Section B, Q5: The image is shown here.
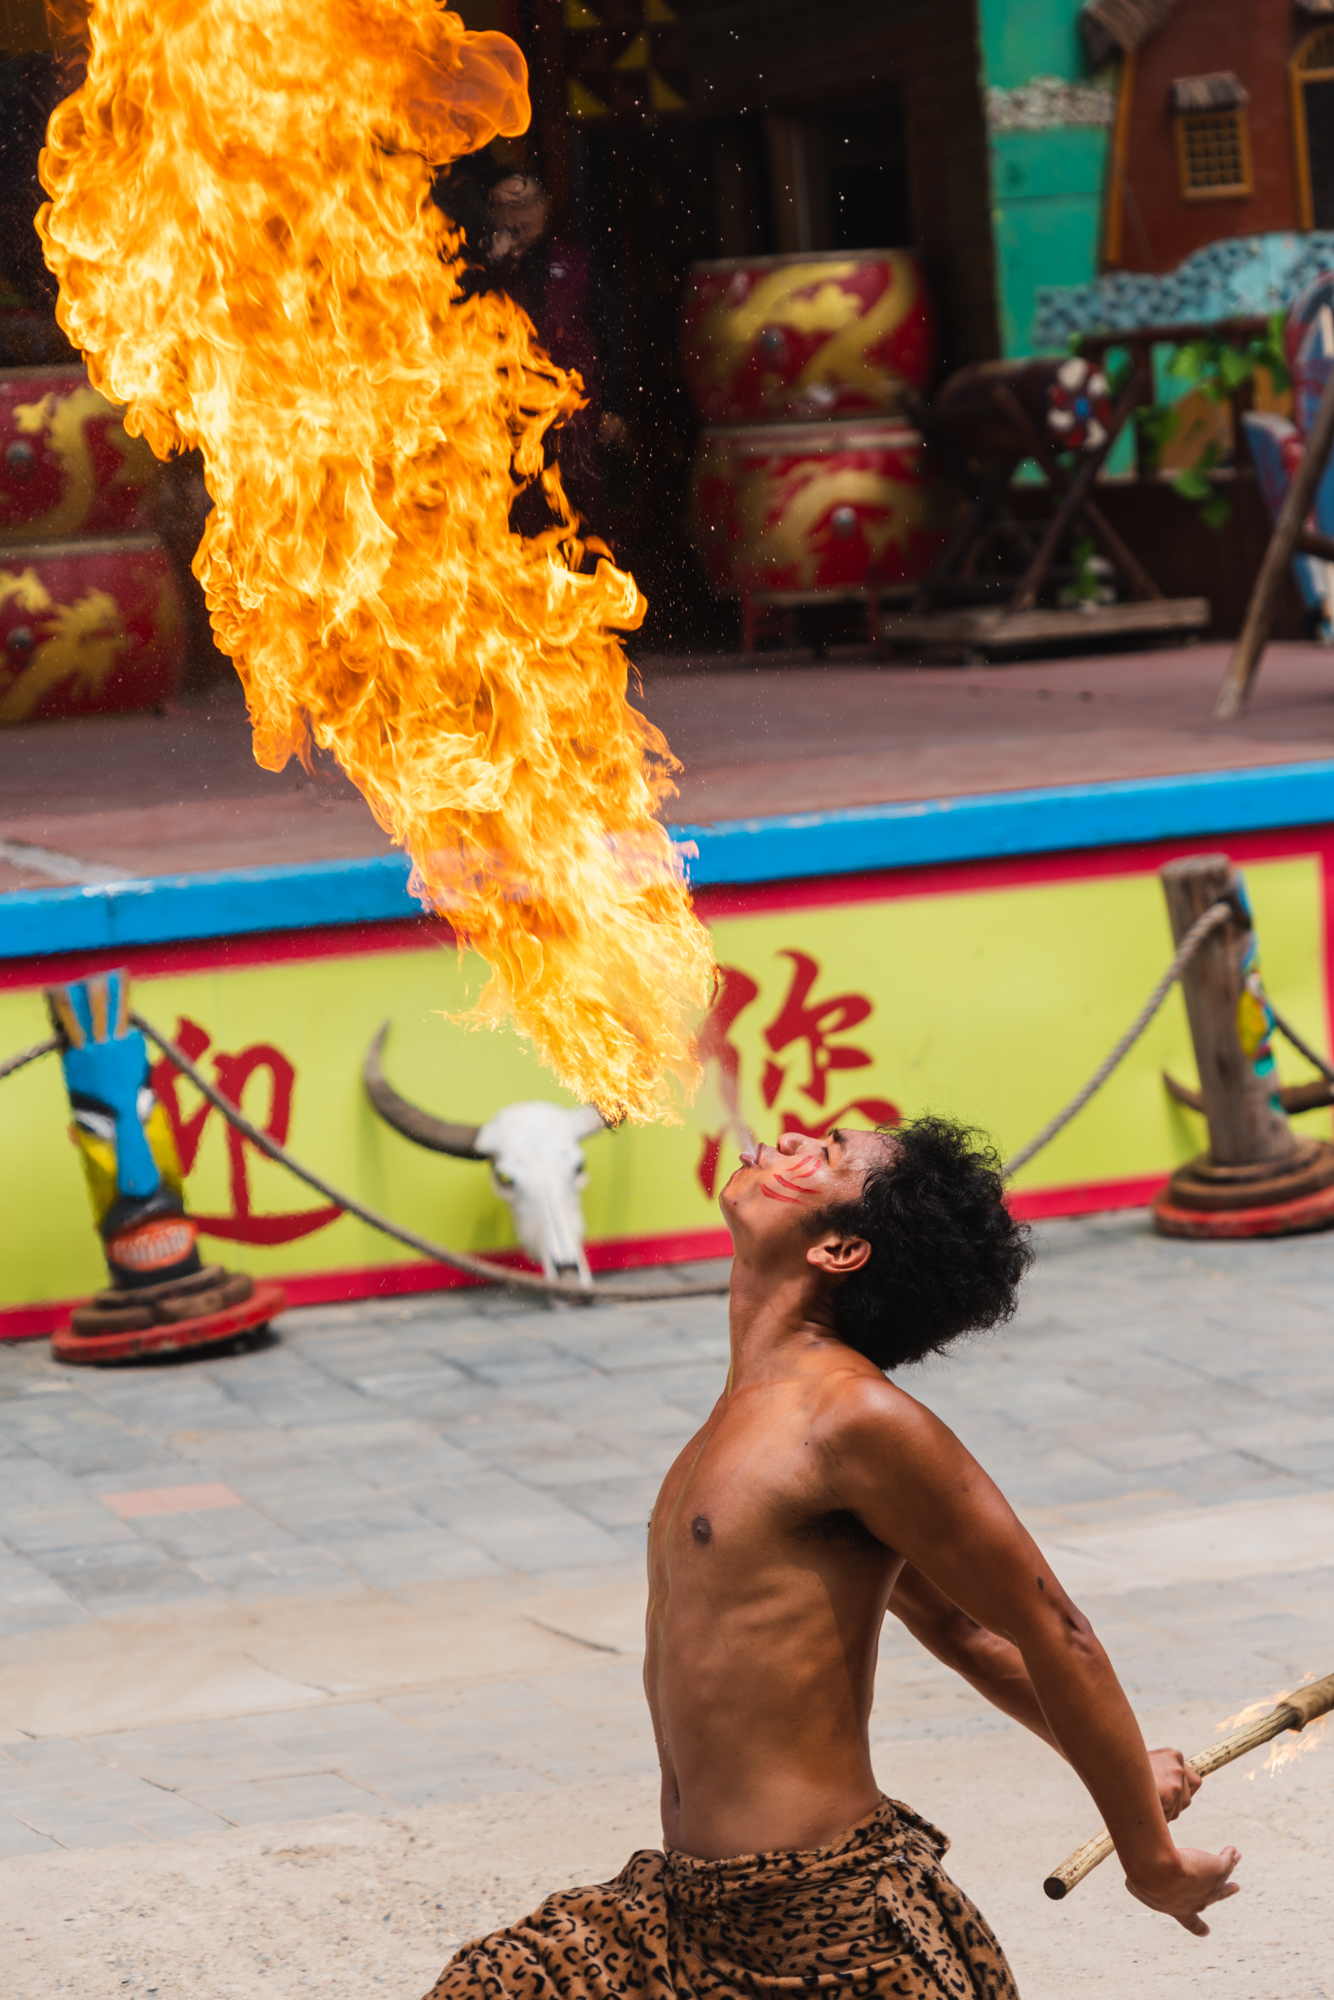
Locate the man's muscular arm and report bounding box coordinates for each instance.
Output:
[890,1562,1202,1821]
[826,1378,1238,1934]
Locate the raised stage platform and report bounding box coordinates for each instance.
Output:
[4,640,1334,1336]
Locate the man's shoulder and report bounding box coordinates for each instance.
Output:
[802,1359,983,1522]
[807,1355,948,1455]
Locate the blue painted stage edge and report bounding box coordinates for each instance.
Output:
[3,758,1333,959]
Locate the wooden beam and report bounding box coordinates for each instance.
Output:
[1296,526,1334,564]
[876,598,1209,649]
[1215,362,1334,718]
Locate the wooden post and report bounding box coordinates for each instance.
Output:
[1215,360,1334,719]
[1159,855,1295,1166]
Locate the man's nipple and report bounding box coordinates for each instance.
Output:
[691,1515,713,1545]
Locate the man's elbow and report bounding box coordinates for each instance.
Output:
[936,1611,1011,1678]
[1032,1599,1104,1671]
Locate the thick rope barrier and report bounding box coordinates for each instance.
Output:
[1001,900,1234,1180]
[0,1035,59,1083]
[129,1015,729,1304]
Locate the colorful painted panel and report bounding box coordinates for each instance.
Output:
[1,833,1329,1330]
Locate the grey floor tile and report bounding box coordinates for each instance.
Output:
[253,1771,387,1814]
[0,1814,63,1856]
[3,1214,1334,1853]
[335,1531,501,1588]
[10,1814,157,1850]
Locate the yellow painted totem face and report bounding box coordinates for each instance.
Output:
[70,1096,185,1232]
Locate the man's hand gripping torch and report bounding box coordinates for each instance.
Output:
[1043,1669,1334,1900]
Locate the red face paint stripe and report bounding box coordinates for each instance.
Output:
[774,1174,811,1194]
[760,1187,804,1204]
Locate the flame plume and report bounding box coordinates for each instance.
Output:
[37,0,713,1118]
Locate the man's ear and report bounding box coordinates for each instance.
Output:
[806,1232,871,1279]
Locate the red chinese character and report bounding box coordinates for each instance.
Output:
[694,965,759,1198]
[761,950,877,1108]
[151,1017,342,1245]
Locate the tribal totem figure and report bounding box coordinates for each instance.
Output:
[47,969,201,1288]
[43,969,281,1362]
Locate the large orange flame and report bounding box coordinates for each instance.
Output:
[36,0,713,1118]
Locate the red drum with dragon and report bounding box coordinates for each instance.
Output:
[0,367,163,544]
[0,533,186,723]
[680,251,934,425]
[694,420,951,594]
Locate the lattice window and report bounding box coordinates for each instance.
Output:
[1175,108,1253,198]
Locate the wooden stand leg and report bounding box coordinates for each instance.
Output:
[996,381,1151,613]
[911,458,1017,610]
[1215,361,1334,719]
[1071,495,1164,604]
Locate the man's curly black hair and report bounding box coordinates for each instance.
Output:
[804,1116,1033,1372]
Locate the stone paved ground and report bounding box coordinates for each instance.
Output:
[3,1214,1334,1998]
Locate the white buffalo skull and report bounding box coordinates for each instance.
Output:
[363,1023,608,1286]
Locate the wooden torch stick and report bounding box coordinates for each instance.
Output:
[1043,1669,1334,1900]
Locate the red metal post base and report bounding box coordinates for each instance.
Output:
[51,1281,287,1365]
[1153,1180,1334,1240]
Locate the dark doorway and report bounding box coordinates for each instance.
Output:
[1305,77,1334,228]
[819,94,912,250]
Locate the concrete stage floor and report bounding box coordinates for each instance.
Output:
[2,1215,1332,1999]
[2,641,1334,892]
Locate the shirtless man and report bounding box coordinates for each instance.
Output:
[426,1118,1240,2000]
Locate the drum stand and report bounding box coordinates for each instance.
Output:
[875,365,1209,660]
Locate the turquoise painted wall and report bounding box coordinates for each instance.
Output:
[978,2,1088,90]
[977,1,1111,357]
[992,128,1109,356]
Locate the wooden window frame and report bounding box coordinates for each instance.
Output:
[1173,105,1254,201]
[1292,27,1334,229]
[1102,51,1136,266]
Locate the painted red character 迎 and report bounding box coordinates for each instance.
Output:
[151,1018,341,1244]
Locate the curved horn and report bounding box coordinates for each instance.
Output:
[1281,1079,1334,1114]
[1164,1069,1334,1117]
[363,1022,484,1159]
[1162,1070,1204,1112]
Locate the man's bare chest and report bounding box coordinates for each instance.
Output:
[650,1399,896,1587]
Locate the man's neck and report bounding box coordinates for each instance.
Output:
[725,1255,838,1386]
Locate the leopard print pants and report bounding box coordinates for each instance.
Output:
[422,1794,1020,2000]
